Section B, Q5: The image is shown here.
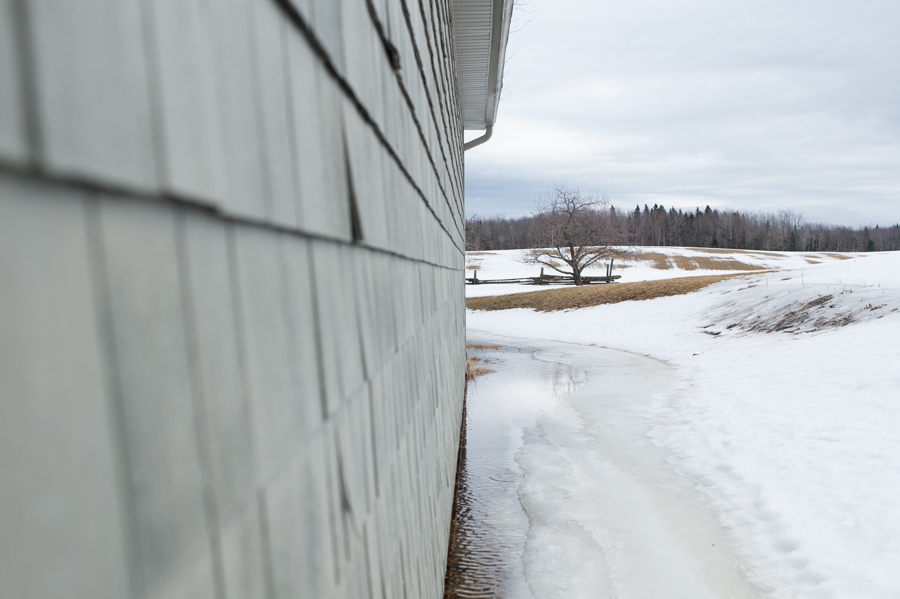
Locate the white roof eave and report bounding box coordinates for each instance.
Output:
[452,0,514,131]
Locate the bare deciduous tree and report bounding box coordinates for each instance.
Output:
[521,185,627,285]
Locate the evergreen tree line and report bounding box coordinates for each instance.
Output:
[466,204,900,253]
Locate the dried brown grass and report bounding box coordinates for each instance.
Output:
[636,251,672,269]
[466,274,750,312]
[635,252,765,272]
[466,251,498,256]
[692,256,766,270]
[466,343,503,350]
[465,355,495,379]
[695,248,855,261]
[693,247,786,257]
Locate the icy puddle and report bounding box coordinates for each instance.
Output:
[447,334,762,599]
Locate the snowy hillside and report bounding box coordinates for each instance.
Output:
[467,250,900,598]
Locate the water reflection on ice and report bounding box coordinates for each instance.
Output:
[446,334,761,599]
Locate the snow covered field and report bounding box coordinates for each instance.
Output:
[465,247,858,297]
[467,248,900,598]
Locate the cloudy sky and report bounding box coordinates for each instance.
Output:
[463,0,900,226]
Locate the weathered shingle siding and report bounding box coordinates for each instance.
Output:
[0,1,465,598]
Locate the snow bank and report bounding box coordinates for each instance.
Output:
[468,251,900,598]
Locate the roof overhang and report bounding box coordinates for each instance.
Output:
[452,0,515,131]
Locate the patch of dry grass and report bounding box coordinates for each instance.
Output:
[466,274,750,312]
[823,253,852,260]
[635,251,672,269]
[466,343,503,350]
[693,248,786,257]
[635,252,765,272]
[466,251,498,256]
[465,355,495,379]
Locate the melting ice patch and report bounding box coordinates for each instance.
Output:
[467,338,762,598]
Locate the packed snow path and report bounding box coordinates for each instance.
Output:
[462,336,762,599]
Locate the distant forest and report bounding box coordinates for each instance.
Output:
[465,204,900,253]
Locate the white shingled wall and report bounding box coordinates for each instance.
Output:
[0,0,466,598]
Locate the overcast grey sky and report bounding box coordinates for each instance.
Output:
[464,0,900,226]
